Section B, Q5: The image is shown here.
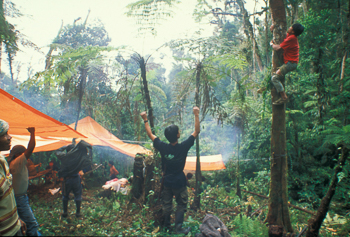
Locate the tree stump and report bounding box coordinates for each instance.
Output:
[144,155,155,204]
[131,154,144,200]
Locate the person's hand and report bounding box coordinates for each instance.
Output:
[79,170,84,176]
[140,111,147,121]
[27,127,35,134]
[193,106,200,116]
[270,24,275,32]
[270,40,274,46]
[20,219,27,236]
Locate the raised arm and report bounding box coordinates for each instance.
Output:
[24,127,36,159]
[140,112,157,142]
[191,106,200,138]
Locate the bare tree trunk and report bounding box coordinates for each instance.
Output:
[236,0,264,71]
[306,147,349,237]
[290,0,299,24]
[236,133,241,198]
[340,0,349,93]
[74,68,88,131]
[265,0,269,66]
[339,52,347,93]
[315,49,325,124]
[192,62,202,211]
[7,51,14,84]
[45,47,55,70]
[267,0,293,235]
[139,57,155,132]
[302,0,309,16]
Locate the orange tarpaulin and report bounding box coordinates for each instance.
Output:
[2,117,151,157]
[184,154,226,171]
[0,89,85,138]
[68,116,151,158]
[1,135,71,156]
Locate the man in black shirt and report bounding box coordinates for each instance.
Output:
[140,106,200,234]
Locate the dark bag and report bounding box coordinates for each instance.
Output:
[196,214,231,237]
[57,140,92,178]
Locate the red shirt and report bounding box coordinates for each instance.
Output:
[279,33,299,64]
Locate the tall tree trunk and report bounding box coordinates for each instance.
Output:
[192,62,202,211]
[7,51,14,84]
[340,0,350,93]
[74,68,88,131]
[265,0,269,66]
[236,132,241,198]
[139,57,155,132]
[316,49,325,124]
[302,0,309,15]
[290,0,299,24]
[237,0,264,71]
[306,147,349,237]
[267,0,293,236]
[339,52,347,93]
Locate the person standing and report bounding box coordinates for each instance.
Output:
[140,106,200,234]
[0,119,26,236]
[57,141,92,218]
[8,127,41,236]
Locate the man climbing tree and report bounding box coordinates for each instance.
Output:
[270,23,304,105]
[267,0,293,236]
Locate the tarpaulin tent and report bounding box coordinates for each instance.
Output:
[67,116,151,158]
[0,88,85,138]
[1,135,71,155]
[184,154,226,171]
[2,116,151,157]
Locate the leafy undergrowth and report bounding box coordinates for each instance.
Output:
[28,182,348,236]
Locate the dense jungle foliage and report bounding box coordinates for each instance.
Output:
[1,0,350,236]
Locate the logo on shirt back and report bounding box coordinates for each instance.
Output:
[165,154,174,160]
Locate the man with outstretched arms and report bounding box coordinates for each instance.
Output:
[140,106,200,234]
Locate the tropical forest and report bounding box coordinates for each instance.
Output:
[0,0,349,236]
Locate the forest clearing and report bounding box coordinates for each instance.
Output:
[1,0,350,236]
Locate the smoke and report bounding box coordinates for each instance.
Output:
[193,115,238,164]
